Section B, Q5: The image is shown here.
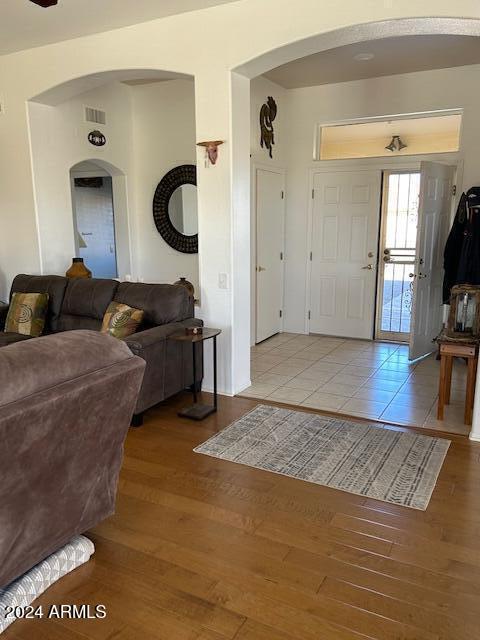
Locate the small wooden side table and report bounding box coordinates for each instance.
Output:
[169,328,221,421]
[437,340,479,425]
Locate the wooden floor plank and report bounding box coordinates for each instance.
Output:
[3,393,480,640]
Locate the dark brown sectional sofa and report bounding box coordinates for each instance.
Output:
[0,274,203,424]
[0,330,146,588]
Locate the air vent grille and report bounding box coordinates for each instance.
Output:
[85,106,106,125]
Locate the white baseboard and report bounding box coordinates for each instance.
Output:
[201,386,234,397]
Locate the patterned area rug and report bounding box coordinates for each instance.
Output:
[194,405,450,510]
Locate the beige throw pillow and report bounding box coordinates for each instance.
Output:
[101,302,143,339]
[5,292,49,337]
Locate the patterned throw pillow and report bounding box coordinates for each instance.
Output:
[5,292,49,337]
[101,302,143,339]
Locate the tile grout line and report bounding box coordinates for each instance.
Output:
[248,334,466,434]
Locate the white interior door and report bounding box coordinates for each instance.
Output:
[309,170,381,339]
[256,168,285,343]
[409,161,455,360]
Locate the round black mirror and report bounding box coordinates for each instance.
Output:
[168,184,198,236]
[153,164,198,253]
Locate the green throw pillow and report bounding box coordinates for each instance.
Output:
[101,302,143,339]
[5,292,49,337]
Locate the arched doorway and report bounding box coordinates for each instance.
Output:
[70,160,118,279]
[231,17,480,436]
[27,68,196,287]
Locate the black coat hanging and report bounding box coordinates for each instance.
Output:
[443,186,480,303]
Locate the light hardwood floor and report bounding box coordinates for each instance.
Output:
[5,393,480,640]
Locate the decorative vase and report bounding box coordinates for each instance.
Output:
[174,277,194,298]
[66,257,92,279]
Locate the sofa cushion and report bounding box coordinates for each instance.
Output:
[10,275,68,333]
[0,333,33,348]
[0,330,137,407]
[101,302,143,339]
[57,278,119,332]
[114,282,192,327]
[5,293,49,337]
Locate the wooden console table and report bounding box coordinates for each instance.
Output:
[437,340,479,426]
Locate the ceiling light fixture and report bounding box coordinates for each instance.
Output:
[353,52,374,61]
[385,135,407,152]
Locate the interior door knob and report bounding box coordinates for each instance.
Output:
[361,264,373,270]
[257,266,266,272]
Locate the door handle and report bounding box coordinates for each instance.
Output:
[257,266,266,272]
[361,264,373,270]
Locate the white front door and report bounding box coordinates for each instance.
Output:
[256,168,285,343]
[309,170,381,339]
[409,161,455,360]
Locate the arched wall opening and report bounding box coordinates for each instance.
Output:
[70,159,130,279]
[7,11,480,401]
[27,67,198,291]
[228,17,480,417]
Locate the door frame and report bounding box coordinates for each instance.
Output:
[374,168,421,343]
[305,153,461,336]
[251,162,286,345]
[70,170,119,278]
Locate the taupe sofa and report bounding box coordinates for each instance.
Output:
[0,330,145,588]
[0,275,203,424]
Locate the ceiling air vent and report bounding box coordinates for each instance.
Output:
[84,106,106,125]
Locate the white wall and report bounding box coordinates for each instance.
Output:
[28,81,135,278]
[27,78,198,292]
[130,79,198,293]
[278,63,480,334]
[1,3,480,396]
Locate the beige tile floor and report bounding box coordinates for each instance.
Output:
[239,332,471,436]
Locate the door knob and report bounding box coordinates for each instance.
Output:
[257,266,266,272]
[361,264,373,270]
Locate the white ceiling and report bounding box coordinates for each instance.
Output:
[264,35,480,89]
[0,0,238,56]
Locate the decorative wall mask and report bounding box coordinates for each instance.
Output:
[88,130,106,147]
[260,96,277,158]
[197,140,224,166]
